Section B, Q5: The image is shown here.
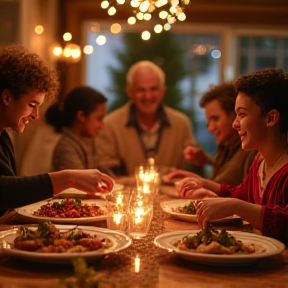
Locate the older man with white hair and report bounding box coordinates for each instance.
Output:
[96,60,202,176]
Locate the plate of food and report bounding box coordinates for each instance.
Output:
[154,224,285,266]
[160,199,242,224]
[160,199,198,222]
[15,198,109,224]
[0,222,132,264]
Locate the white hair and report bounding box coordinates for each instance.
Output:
[126,60,165,87]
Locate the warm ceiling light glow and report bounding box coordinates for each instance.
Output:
[130,0,140,8]
[141,31,151,40]
[143,13,152,21]
[63,32,72,41]
[127,16,137,25]
[101,0,109,9]
[159,11,168,19]
[96,35,106,45]
[169,5,178,14]
[83,45,93,55]
[35,25,44,35]
[111,23,122,34]
[71,48,81,59]
[108,7,117,15]
[63,47,71,58]
[139,1,149,12]
[155,0,168,7]
[136,12,144,20]
[178,12,186,21]
[195,45,207,55]
[52,46,62,57]
[154,24,163,33]
[167,15,176,24]
[101,0,191,41]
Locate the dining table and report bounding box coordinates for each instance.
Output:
[0,182,288,288]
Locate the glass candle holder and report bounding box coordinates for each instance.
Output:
[128,191,153,239]
[135,165,161,195]
[106,189,132,234]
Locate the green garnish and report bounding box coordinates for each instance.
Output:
[182,201,196,215]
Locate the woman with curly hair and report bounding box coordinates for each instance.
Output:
[0,43,113,216]
[177,68,288,244]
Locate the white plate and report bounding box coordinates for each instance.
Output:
[154,230,285,266]
[160,199,242,224]
[15,199,108,224]
[0,225,131,264]
[56,183,124,199]
[160,199,198,222]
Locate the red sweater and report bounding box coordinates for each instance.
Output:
[220,153,288,244]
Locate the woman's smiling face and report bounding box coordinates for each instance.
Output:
[233,92,267,151]
[4,90,45,133]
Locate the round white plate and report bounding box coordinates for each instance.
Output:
[160,199,242,224]
[15,199,108,224]
[0,225,131,264]
[160,199,198,222]
[154,230,285,266]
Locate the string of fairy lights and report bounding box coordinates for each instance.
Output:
[101,0,192,40]
[45,0,195,62]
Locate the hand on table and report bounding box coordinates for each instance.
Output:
[163,169,201,183]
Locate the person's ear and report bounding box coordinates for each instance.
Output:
[266,109,279,127]
[76,111,86,123]
[1,89,11,106]
[126,86,132,99]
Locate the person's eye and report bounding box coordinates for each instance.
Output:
[29,104,36,108]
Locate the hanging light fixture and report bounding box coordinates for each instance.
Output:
[50,32,82,63]
[101,0,191,34]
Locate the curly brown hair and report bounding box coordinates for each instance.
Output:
[235,68,288,132]
[0,43,60,100]
[199,83,237,115]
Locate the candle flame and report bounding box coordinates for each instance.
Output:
[135,256,140,273]
[113,212,122,225]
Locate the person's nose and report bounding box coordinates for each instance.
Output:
[232,117,239,130]
[30,106,39,120]
[144,89,154,100]
[207,121,214,132]
[98,120,104,130]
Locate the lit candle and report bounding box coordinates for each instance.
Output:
[116,193,123,205]
[135,256,140,273]
[113,212,122,225]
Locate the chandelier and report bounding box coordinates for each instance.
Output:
[101,1,192,28]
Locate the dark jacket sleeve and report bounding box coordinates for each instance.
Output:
[0,130,53,214]
[0,174,53,210]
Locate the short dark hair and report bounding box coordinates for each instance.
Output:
[46,86,107,131]
[199,83,237,115]
[235,68,288,132]
[0,43,59,100]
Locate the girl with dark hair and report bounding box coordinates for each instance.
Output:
[177,68,288,244]
[48,86,107,171]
